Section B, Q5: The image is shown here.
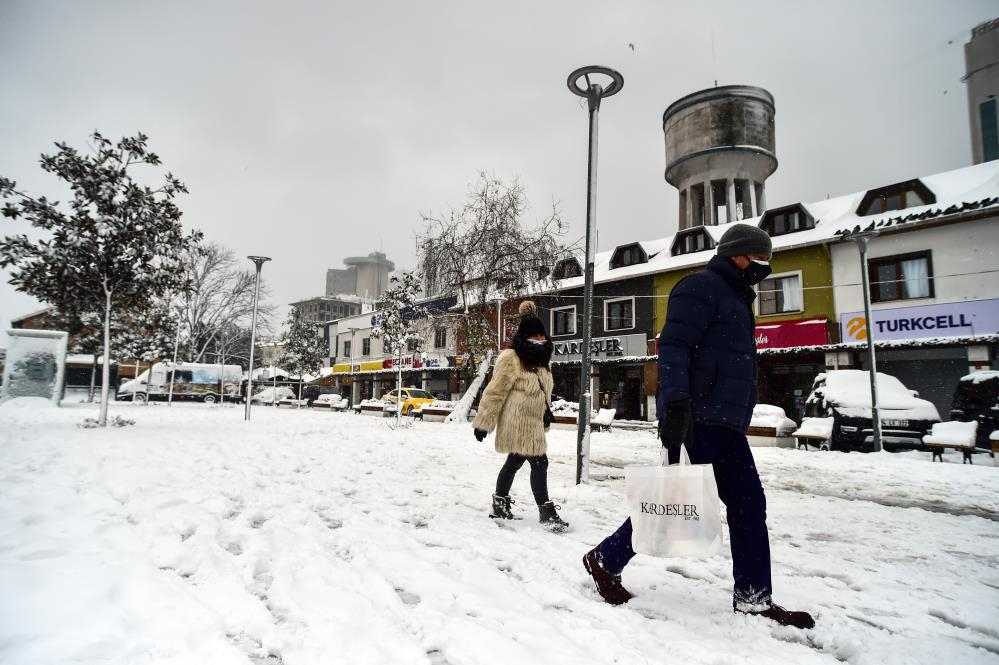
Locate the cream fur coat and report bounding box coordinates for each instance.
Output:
[473,349,554,457]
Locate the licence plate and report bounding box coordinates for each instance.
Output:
[883,419,909,427]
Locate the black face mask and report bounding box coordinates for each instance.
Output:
[741,259,772,285]
[511,333,553,368]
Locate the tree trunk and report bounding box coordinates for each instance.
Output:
[88,354,98,402]
[98,287,113,426]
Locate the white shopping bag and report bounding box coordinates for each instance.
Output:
[624,445,723,558]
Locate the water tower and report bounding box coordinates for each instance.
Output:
[663,85,777,230]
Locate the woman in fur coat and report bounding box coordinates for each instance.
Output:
[473,301,569,532]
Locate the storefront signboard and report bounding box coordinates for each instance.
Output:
[754,318,829,349]
[840,298,999,342]
[552,333,647,362]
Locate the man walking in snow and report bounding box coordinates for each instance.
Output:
[582,224,815,630]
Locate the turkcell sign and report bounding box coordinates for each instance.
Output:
[840,298,999,342]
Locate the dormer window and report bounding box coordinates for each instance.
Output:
[760,204,815,237]
[857,179,936,216]
[671,228,715,256]
[609,243,647,269]
[552,257,583,280]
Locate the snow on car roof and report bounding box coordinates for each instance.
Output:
[814,369,926,410]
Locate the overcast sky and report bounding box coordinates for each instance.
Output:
[1,0,996,335]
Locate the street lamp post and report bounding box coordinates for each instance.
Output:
[842,230,882,452]
[244,256,271,421]
[349,326,360,406]
[566,65,623,485]
[495,297,503,352]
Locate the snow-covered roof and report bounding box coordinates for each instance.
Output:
[10,307,53,324]
[548,160,999,290]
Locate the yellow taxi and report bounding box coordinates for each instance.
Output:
[382,387,436,415]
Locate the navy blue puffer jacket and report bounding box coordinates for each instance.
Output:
[657,255,759,432]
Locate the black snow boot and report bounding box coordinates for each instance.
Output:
[582,548,633,605]
[538,501,569,533]
[490,494,516,520]
[736,604,815,630]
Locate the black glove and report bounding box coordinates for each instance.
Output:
[658,399,692,449]
[474,428,487,442]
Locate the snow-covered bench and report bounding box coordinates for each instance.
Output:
[277,398,309,409]
[548,401,616,431]
[747,404,799,447]
[311,395,348,411]
[420,400,457,423]
[923,421,978,464]
[356,399,389,416]
[792,417,834,451]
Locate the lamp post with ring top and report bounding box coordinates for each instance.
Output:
[244,255,271,421]
[566,65,623,484]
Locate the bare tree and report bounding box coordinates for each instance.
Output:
[417,172,575,364]
[177,241,274,363]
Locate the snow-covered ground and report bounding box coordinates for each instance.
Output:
[1,401,998,665]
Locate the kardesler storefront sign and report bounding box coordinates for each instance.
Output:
[754,318,829,349]
[840,298,999,342]
[553,333,647,362]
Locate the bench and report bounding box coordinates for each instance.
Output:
[794,433,830,451]
[277,398,309,409]
[923,443,975,464]
[420,407,453,423]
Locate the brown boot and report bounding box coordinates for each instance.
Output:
[737,604,815,629]
[582,548,633,605]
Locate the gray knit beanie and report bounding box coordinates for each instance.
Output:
[716,224,773,258]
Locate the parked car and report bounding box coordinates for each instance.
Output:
[302,384,341,406]
[803,370,940,452]
[251,386,296,405]
[950,370,999,451]
[381,387,435,415]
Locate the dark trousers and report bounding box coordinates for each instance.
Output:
[495,454,550,505]
[595,423,773,608]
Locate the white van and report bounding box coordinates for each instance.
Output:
[118,362,243,403]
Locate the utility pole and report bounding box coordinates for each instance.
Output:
[244,256,271,421]
[842,230,882,452]
[566,65,623,484]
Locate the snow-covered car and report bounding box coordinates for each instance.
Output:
[250,386,296,405]
[803,370,940,453]
[949,370,999,450]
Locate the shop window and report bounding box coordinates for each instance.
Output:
[609,243,647,269]
[434,327,447,348]
[551,306,576,336]
[760,204,814,237]
[552,258,582,280]
[690,183,706,226]
[711,180,728,225]
[982,98,998,162]
[605,298,635,331]
[857,179,936,216]
[362,337,371,356]
[869,251,934,303]
[758,273,803,315]
[670,228,716,256]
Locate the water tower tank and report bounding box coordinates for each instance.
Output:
[663,85,777,230]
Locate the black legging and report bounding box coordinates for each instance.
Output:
[495,454,550,505]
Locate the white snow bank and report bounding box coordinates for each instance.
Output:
[750,404,798,434]
[2,403,999,664]
[991,429,999,441]
[426,400,456,410]
[923,421,978,448]
[792,417,834,439]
